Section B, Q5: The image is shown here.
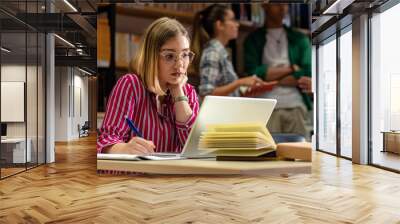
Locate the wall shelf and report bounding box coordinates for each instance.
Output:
[116,6,194,24]
[115,5,259,31]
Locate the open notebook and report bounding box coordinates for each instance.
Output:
[199,123,276,157]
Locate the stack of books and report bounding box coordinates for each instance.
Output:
[199,123,276,158]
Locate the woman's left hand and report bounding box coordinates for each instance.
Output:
[168,73,192,125]
[168,74,188,97]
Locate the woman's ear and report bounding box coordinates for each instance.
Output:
[215,20,224,33]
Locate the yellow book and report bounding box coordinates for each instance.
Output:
[97,16,111,68]
[199,123,276,157]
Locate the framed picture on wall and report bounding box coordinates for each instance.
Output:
[1,81,25,122]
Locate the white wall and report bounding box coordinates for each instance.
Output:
[1,65,34,137]
[55,66,69,141]
[55,67,89,141]
[1,64,46,164]
[72,73,89,138]
[1,65,26,140]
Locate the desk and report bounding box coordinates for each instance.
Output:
[97,159,311,175]
[1,138,31,163]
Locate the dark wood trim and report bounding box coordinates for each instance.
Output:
[116,5,194,24]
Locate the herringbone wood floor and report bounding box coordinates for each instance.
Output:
[0,135,400,224]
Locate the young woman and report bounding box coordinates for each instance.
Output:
[191,4,263,97]
[97,17,199,155]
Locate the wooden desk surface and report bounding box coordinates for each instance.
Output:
[97,159,311,175]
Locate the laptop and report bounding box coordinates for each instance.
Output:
[98,96,276,161]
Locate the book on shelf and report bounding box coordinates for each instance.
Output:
[115,32,130,69]
[199,123,276,157]
[97,16,111,68]
[114,33,141,70]
[129,34,141,65]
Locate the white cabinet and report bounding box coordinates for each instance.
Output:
[1,138,32,163]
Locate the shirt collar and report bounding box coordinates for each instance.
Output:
[207,39,228,58]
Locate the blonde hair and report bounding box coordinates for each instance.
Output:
[132,17,189,96]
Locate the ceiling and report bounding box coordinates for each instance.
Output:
[310,0,391,42]
[0,0,97,71]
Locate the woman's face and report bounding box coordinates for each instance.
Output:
[158,34,192,88]
[218,9,239,40]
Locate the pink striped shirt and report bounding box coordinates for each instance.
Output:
[97,74,199,153]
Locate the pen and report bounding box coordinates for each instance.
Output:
[125,116,143,138]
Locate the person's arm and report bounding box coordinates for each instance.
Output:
[210,80,240,96]
[97,75,155,154]
[211,76,263,96]
[265,66,293,82]
[199,50,241,97]
[170,83,200,147]
[199,49,263,96]
[103,137,155,155]
[244,34,268,80]
[170,75,194,124]
[279,75,298,87]
[292,35,312,80]
[298,76,312,92]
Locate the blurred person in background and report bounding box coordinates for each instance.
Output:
[244,4,312,137]
[191,4,264,98]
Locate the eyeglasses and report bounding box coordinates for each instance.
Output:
[159,50,195,65]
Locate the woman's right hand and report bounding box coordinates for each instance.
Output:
[237,75,263,87]
[104,137,156,155]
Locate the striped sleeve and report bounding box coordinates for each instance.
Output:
[175,84,200,147]
[97,75,136,153]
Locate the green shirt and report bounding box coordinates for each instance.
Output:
[244,26,313,110]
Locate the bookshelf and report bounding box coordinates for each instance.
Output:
[115,5,259,31]
[115,6,194,24]
[114,6,259,69]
